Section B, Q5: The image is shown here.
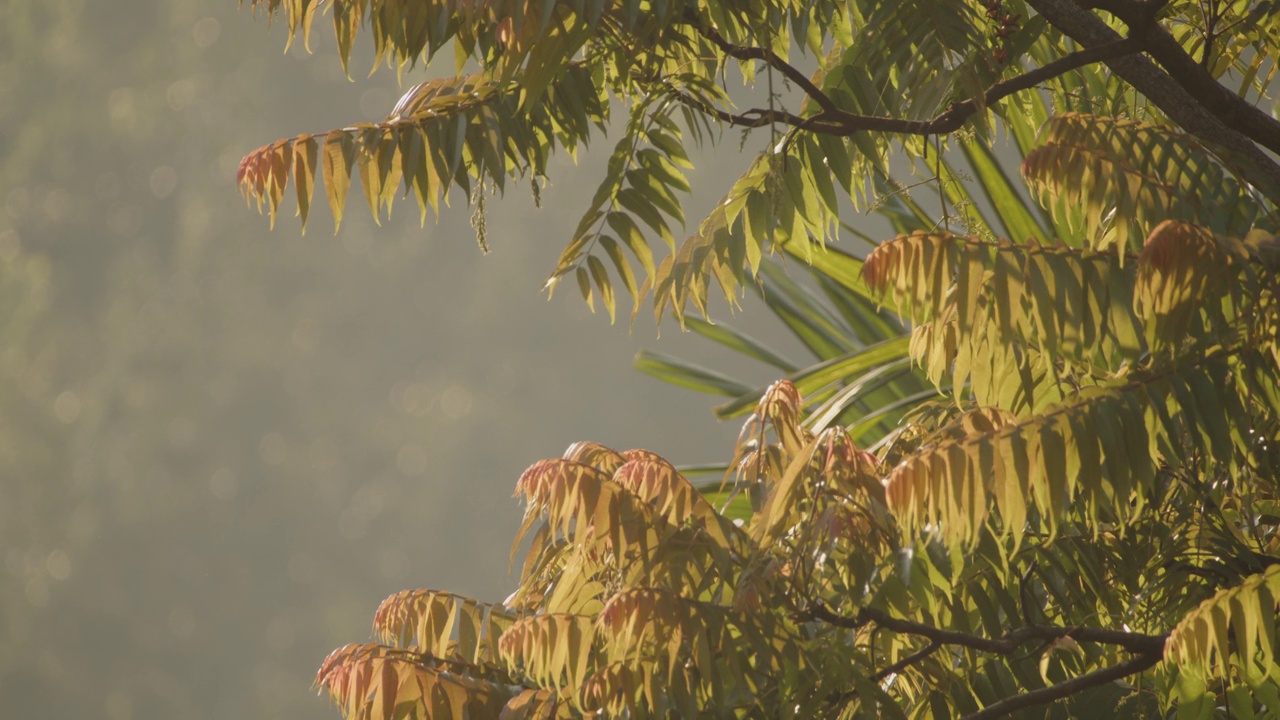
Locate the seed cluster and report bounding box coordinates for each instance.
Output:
[982,0,1021,66]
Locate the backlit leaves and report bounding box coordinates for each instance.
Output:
[1166,565,1280,683]
[544,98,694,322]
[653,136,851,325]
[239,68,608,233]
[865,223,1280,546]
[315,643,514,720]
[309,378,915,719]
[373,589,521,665]
[1022,113,1266,255]
[845,0,991,119]
[863,231,1144,407]
[240,0,986,324]
[243,0,673,82]
[1135,220,1280,352]
[311,357,1280,719]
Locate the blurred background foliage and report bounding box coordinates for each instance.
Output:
[0,2,863,718]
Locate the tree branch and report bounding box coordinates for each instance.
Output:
[663,84,806,129]
[826,640,944,712]
[806,36,1143,136]
[686,12,840,115]
[872,640,942,682]
[960,652,1163,720]
[1081,0,1280,156]
[666,37,1142,138]
[808,602,1167,719]
[805,602,1168,656]
[1025,0,1280,206]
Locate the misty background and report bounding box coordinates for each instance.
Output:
[0,2,852,719]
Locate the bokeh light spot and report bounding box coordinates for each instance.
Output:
[440,384,473,421]
[45,550,71,581]
[192,17,221,48]
[53,391,81,423]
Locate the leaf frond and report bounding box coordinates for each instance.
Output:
[1021,113,1268,255]
[315,642,514,720]
[373,589,523,666]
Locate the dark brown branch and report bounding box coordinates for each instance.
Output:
[960,651,1163,720]
[1081,0,1280,156]
[1025,0,1280,205]
[809,602,1167,719]
[686,12,840,115]
[1198,0,1220,71]
[667,37,1142,138]
[826,640,943,712]
[872,641,941,682]
[663,84,806,129]
[806,602,1168,656]
[811,36,1143,136]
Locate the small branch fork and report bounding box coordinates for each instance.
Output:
[681,13,1142,137]
[803,602,1168,720]
[687,11,839,116]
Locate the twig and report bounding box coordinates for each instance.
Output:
[687,11,840,115]
[825,640,942,711]
[667,35,1142,138]
[960,652,1163,720]
[662,84,805,129]
[872,641,942,682]
[805,602,1168,656]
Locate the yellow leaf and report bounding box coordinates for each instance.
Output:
[322,130,355,232]
[291,134,318,231]
[587,255,615,323]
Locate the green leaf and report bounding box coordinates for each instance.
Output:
[788,239,878,303]
[292,135,319,231]
[683,317,798,372]
[576,265,594,312]
[715,336,911,419]
[959,139,1049,243]
[633,350,755,397]
[750,262,857,361]
[606,211,656,279]
[598,236,639,310]
[588,255,616,323]
[803,357,915,431]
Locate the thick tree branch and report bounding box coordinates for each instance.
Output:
[1025,0,1280,206]
[1082,0,1280,156]
[960,652,1163,720]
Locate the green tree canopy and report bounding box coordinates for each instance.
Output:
[238,0,1280,717]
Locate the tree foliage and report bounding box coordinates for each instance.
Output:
[237,0,1280,716]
